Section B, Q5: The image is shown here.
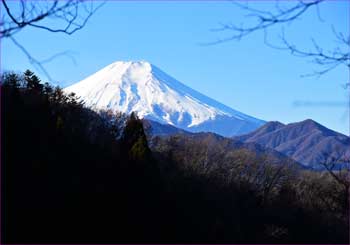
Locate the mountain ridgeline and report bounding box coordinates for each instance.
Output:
[234,120,350,169]
[64,60,350,169]
[144,118,350,169]
[64,61,264,137]
[2,71,349,243]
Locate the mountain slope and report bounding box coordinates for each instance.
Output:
[149,131,305,171]
[142,119,305,169]
[142,119,190,137]
[234,119,350,169]
[64,61,264,136]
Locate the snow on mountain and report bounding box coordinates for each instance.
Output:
[64,61,265,137]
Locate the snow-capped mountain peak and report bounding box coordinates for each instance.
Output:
[64,60,265,136]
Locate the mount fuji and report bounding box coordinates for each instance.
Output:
[64,61,265,137]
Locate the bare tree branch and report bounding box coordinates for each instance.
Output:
[1,0,105,38]
[207,0,349,77]
[208,1,322,43]
[207,0,350,136]
[9,35,54,81]
[9,35,78,83]
[1,0,105,81]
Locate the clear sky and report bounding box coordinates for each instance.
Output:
[3,1,349,135]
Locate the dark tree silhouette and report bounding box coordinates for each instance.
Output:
[2,71,349,243]
[24,69,43,91]
[210,1,350,222]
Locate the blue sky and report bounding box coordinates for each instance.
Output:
[3,1,349,135]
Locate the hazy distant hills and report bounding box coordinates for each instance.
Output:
[143,119,190,136]
[144,118,350,169]
[144,119,304,169]
[234,119,350,169]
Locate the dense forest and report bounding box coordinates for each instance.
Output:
[1,70,349,243]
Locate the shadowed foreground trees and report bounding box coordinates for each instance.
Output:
[1,71,349,243]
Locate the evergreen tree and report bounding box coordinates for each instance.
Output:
[2,70,348,244]
[2,72,20,88]
[121,112,154,167]
[24,69,43,92]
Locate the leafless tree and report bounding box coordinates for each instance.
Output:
[209,0,350,135]
[210,1,349,75]
[321,156,350,214]
[211,2,349,224]
[1,0,104,81]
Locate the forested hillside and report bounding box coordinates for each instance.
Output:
[2,71,349,243]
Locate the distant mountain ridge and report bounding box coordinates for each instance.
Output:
[64,61,264,136]
[142,119,190,136]
[149,128,305,170]
[144,118,350,169]
[234,119,350,169]
[143,119,306,170]
[62,60,349,169]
